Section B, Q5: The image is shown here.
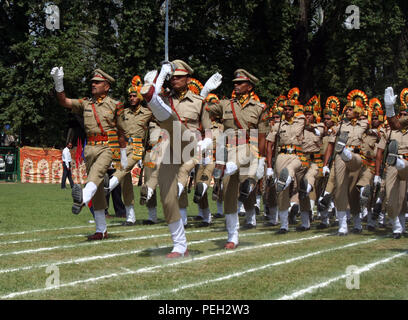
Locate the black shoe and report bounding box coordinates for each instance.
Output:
[71,184,84,215]
[255,206,260,215]
[194,182,205,204]
[386,140,399,166]
[378,223,387,229]
[243,223,256,230]
[276,228,288,234]
[122,221,136,226]
[264,221,279,227]
[214,213,224,219]
[299,177,309,200]
[194,215,204,221]
[393,232,402,239]
[198,221,210,227]
[289,204,299,225]
[331,221,339,227]
[238,211,246,217]
[238,178,256,202]
[276,168,289,193]
[335,131,349,153]
[352,228,362,234]
[140,185,148,205]
[142,219,156,225]
[338,232,348,236]
[367,225,376,232]
[296,226,310,232]
[317,223,329,229]
[360,185,371,208]
[318,194,332,212]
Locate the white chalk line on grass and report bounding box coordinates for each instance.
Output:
[0,234,328,299]
[131,238,378,300]
[0,228,225,258]
[0,231,301,275]
[278,250,408,300]
[0,225,172,246]
[0,224,168,240]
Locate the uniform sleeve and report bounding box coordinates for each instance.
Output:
[70,98,86,114]
[266,123,279,142]
[327,124,340,143]
[257,107,270,134]
[376,128,388,150]
[205,100,223,120]
[200,101,213,131]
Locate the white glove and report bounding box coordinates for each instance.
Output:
[322,166,330,177]
[200,72,223,98]
[202,156,211,165]
[255,157,265,180]
[144,70,158,84]
[197,137,213,153]
[120,148,128,169]
[224,161,238,176]
[155,63,173,94]
[374,175,382,187]
[266,167,274,177]
[50,66,64,92]
[384,87,397,117]
[314,128,321,136]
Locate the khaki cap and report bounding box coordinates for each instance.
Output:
[91,69,115,84]
[171,59,194,76]
[232,69,259,86]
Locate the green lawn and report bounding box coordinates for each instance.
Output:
[0,183,407,300]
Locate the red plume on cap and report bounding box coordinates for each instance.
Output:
[188,78,204,95]
[287,87,300,101]
[347,89,368,108]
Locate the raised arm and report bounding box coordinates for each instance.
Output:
[50,67,73,109]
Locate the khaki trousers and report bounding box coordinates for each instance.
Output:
[333,153,363,214]
[385,165,408,218]
[84,144,112,211]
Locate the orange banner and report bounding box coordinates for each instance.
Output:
[19,146,141,184]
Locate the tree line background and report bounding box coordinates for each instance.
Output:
[1,0,408,148]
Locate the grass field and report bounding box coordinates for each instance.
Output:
[0,182,407,300]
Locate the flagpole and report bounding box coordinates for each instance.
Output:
[165,0,169,62]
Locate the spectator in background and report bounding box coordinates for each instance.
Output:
[61,142,74,189]
[5,151,14,182]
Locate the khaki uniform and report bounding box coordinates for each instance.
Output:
[266,115,306,211]
[207,98,268,214]
[143,120,162,209]
[356,129,381,189]
[114,105,154,206]
[71,96,123,211]
[377,128,408,218]
[328,119,368,214]
[155,90,211,224]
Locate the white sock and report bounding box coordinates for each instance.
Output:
[201,183,208,195]
[197,207,204,218]
[310,200,315,215]
[301,211,310,228]
[217,200,223,215]
[147,207,157,223]
[360,207,368,219]
[367,211,377,228]
[245,208,256,226]
[306,183,312,193]
[255,195,261,209]
[177,183,184,198]
[94,209,107,233]
[83,181,98,206]
[279,209,289,230]
[396,158,406,170]
[168,218,187,253]
[225,213,239,245]
[284,175,293,190]
[378,212,385,224]
[346,210,351,220]
[342,147,353,161]
[108,176,119,192]
[320,210,329,225]
[337,211,348,233]
[180,208,188,226]
[125,205,135,223]
[269,206,279,223]
[392,216,403,234]
[238,201,245,213]
[398,213,406,233]
[353,215,362,230]
[202,207,212,224]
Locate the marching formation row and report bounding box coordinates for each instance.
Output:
[50,60,407,258]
